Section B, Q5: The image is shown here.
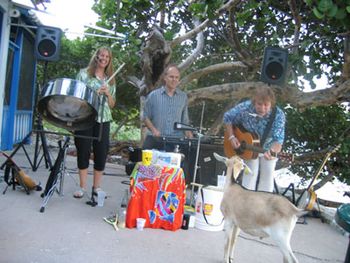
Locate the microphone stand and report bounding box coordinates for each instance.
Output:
[189,101,205,207]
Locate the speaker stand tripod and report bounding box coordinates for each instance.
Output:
[0,115,52,172]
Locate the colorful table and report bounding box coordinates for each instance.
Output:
[126,163,186,231]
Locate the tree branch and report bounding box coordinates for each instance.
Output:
[178,19,205,71]
[180,62,247,87]
[171,19,210,48]
[187,80,350,108]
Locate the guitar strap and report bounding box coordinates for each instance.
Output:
[260,107,277,147]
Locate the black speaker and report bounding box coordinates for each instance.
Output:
[260,46,288,85]
[197,144,226,186]
[35,26,62,61]
[187,143,226,186]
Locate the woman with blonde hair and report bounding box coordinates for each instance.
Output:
[73,46,116,201]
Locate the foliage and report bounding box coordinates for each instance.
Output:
[284,104,350,184]
[304,0,350,27]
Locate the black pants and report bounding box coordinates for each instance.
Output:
[74,122,110,171]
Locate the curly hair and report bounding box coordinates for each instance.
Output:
[252,86,276,107]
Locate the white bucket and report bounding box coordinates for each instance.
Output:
[195,185,225,231]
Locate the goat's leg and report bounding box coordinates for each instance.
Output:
[228,226,240,263]
[223,221,233,263]
[224,221,240,263]
[270,228,298,263]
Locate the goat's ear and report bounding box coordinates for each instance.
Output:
[242,161,252,175]
[213,152,227,163]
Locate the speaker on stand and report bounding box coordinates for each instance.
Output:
[35,26,62,62]
[260,46,288,86]
[30,26,62,170]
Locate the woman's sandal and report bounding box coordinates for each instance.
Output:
[73,188,86,198]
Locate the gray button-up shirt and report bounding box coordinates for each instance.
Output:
[143,86,190,137]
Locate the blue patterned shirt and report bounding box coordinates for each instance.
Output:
[223,100,285,150]
[143,86,190,137]
[76,68,116,123]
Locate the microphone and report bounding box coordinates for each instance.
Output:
[174,122,183,129]
[248,113,262,118]
[173,122,197,131]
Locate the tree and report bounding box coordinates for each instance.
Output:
[55,0,349,185]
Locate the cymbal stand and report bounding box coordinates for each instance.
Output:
[189,101,206,207]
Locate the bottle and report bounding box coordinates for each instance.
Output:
[117,189,129,228]
[117,205,127,229]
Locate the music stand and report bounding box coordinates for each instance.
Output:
[40,136,70,212]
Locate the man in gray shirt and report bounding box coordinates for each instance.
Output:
[142,64,193,150]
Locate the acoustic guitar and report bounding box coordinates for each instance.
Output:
[224,126,294,162]
[297,145,340,211]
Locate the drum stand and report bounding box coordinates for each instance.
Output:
[40,136,70,213]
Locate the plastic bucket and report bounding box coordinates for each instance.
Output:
[194,185,224,231]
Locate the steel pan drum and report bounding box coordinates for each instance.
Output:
[38,78,100,131]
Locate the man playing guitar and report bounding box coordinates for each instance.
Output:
[223,86,286,192]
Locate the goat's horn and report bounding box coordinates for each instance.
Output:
[213,152,227,163]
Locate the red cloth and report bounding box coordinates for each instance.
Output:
[126,163,186,231]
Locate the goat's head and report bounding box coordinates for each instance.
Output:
[213,153,251,181]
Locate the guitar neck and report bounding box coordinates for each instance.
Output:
[242,143,277,157]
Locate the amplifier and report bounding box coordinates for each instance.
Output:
[186,143,226,186]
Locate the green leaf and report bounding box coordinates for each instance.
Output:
[304,0,313,6]
[327,4,338,17]
[346,6,350,13]
[318,0,333,12]
[335,8,347,19]
[313,7,325,19]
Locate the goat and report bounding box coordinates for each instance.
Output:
[214,153,307,263]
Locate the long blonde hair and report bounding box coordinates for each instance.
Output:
[87,47,115,86]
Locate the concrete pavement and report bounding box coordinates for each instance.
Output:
[0,140,349,263]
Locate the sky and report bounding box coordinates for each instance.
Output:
[14,0,99,39]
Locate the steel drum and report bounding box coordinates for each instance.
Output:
[38,78,100,131]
